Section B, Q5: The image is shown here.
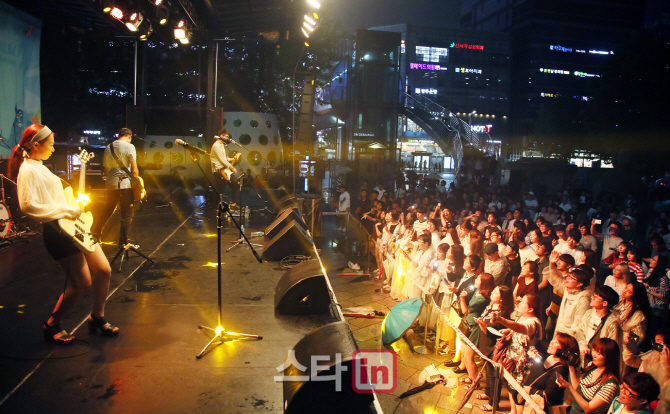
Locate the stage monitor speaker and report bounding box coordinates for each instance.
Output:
[265,207,308,239]
[276,194,298,211]
[262,220,313,261]
[282,321,374,414]
[274,259,329,314]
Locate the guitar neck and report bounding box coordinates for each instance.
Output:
[79,161,86,194]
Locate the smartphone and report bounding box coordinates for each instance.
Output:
[594,219,602,224]
[653,342,665,353]
[629,332,640,343]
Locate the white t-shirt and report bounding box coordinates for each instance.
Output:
[519,245,539,265]
[104,140,137,190]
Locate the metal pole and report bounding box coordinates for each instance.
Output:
[214,42,219,107]
[133,40,138,106]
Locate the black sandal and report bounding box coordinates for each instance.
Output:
[43,322,75,344]
[88,315,119,336]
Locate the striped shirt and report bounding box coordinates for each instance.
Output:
[625,261,645,282]
[573,370,619,414]
[646,275,670,310]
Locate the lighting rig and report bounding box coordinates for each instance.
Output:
[100,0,189,44]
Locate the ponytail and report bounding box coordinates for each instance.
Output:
[7,124,51,179]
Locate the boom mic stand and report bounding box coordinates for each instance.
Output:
[183,147,263,359]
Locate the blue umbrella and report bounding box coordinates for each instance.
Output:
[381,298,423,345]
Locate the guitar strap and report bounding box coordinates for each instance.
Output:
[109,141,140,188]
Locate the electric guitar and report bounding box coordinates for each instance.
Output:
[220,152,242,181]
[58,149,96,253]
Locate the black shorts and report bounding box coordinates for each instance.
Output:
[43,222,81,261]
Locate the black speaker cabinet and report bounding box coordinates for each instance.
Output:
[276,194,299,211]
[265,207,308,239]
[262,220,313,261]
[282,321,374,414]
[275,260,329,314]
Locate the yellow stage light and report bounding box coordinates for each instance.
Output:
[202,262,219,268]
[215,326,223,335]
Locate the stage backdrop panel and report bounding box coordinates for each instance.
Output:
[140,112,283,180]
[0,2,42,160]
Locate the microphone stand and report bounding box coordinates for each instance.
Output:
[180,146,263,359]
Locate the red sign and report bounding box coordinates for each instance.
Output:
[451,43,484,51]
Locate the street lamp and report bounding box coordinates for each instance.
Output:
[469,110,477,129]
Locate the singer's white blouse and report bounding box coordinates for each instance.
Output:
[17,158,79,222]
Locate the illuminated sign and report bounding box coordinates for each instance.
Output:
[450,42,484,51]
[576,49,586,53]
[83,130,101,135]
[455,67,482,74]
[541,92,558,98]
[354,132,375,137]
[415,88,437,95]
[550,45,572,52]
[471,124,492,133]
[410,63,448,71]
[415,46,448,62]
[573,95,590,101]
[539,68,570,75]
[574,71,600,78]
[589,50,613,55]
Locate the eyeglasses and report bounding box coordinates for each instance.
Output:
[621,385,639,398]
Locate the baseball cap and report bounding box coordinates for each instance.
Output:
[484,243,498,255]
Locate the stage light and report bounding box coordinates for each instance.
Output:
[125,12,143,32]
[152,0,163,5]
[156,4,169,25]
[313,12,319,20]
[139,23,154,40]
[174,20,187,38]
[304,42,309,47]
[303,21,314,32]
[304,14,316,26]
[110,6,124,20]
[301,27,309,38]
[307,0,321,9]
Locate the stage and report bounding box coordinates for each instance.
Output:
[0,190,488,414]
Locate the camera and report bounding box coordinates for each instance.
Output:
[556,348,580,366]
[653,342,666,353]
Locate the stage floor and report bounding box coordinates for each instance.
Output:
[0,190,496,414]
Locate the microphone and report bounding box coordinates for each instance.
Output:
[229,140,243,148]
[175,139,208,156]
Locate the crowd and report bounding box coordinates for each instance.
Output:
[338,178,670,414]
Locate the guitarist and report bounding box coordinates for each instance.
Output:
[211,129,239,208]
[92,127,139,247]
[8,124,118,344]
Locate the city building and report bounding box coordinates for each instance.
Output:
[460,0,645,136]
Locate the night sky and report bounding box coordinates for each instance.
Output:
[324,0,462,32]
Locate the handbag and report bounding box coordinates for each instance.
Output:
[458,318,472,337]
[492,331,517,372]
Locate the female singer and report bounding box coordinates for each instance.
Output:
[9,124,118,344]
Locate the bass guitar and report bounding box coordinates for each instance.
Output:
[58,149,96,253]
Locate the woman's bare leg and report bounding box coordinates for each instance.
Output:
[85,244,113,318]
[47,252,91,326]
